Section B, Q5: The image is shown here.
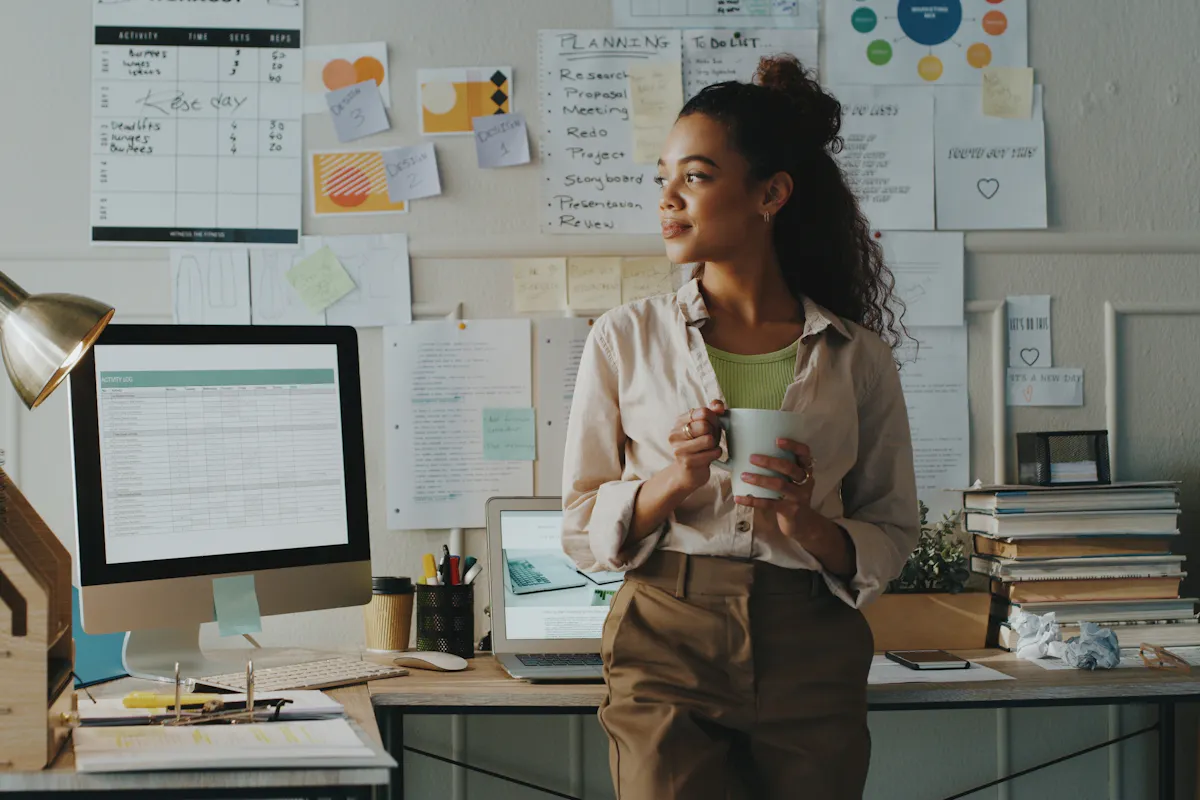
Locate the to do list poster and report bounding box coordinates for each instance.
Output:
[92,0,304,246]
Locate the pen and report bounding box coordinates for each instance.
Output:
[123,691,223,709]
[441,544,452,585]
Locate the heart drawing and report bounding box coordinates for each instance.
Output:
[1020,348,1040,366]
[977,178,1000,199]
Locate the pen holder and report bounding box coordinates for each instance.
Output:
[415,583,475,659]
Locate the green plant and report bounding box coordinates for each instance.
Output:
[887,500,971,594]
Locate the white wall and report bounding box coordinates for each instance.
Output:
[2,0,1198,797]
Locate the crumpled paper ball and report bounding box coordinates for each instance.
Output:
[1009,610,1120,670]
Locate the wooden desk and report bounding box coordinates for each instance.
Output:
[369,650,1200,800]
[0,680,396,799]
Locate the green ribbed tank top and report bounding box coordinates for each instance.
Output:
[705,339,798,410]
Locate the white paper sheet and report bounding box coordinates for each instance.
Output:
[326,79,390,143]
[251,248,326,325]
[539,30,682,234]
[898,326,970,523]
[304,42,391,115]
[1006,294,1052,368]
[881,232,963,327]
[935,86,1047,230]
[826,0,1028,86]
[385,320,533,530]
[170,249,252,325]
[307,234,413,327]
[92,0,303,246]
[1006,368,1084,407]
[868,655,1015,685]
[534,318,594,496]
[833,86,935,231]
[612,0,818,30]
[682,29,818,100]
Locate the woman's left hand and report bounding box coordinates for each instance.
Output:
[734,438,822,539]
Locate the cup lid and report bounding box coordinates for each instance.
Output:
[372,576,414,594]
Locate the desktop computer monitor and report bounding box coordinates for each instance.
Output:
[68,324,371,681]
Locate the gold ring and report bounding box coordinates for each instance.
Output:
[792,464,812,486]
[683,421,695,439]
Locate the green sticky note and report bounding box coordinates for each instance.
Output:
[286,246,357,313]
[482,407,536,460]
[212,575,263,637]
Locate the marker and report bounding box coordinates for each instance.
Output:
[463,556,477,574]
[462,562,483,585]
[422,553,438,581]
[449,556,461,585]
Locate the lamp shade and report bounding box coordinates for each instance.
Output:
[0,271,115,409]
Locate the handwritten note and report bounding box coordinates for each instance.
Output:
[982,67,1034,119]
[513,258,569,313]
[212,575,262,637]
[833,85,935,231]
[621,257,677,303]
[879,232,964,326]
[683,29,818,100]
[629,62,684,164]
[286,246,357,313]
[1007,295,1052,368]
[382,142,442,202]
[308,234,413,327]
[1007,368,1083,407]
[534,318,593,494]
[567,257,622,310]
[473,112,531,168]
[935,85,1046,230]
[482,408,537,461]
[250,248,325,325]
[326,79,390,142]
[539,30,683,234]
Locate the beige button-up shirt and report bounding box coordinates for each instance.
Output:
[561,279,919,609]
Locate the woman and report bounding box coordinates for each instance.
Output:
[561,56,919,799]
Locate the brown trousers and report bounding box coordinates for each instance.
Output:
[598,550,874,800]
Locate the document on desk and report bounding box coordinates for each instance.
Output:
[78,690,345,725]
[868,656,1015,685]
[385,319,533,529]
[74,718,377,772]
[534,318,593,496]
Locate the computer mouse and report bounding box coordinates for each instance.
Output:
[394,651,469,672]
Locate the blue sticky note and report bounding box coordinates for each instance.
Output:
[482,407,536,461]
[212,575,263,637]
[72,586,127,687]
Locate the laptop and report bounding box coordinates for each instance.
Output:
[486,497,622,682]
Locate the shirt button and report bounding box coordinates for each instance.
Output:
[736,521,750,533]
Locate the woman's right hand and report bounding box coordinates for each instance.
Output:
[666,400,726,495]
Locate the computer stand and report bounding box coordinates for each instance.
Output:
[122,626,311,683]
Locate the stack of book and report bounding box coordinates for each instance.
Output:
[961,481,1199,649]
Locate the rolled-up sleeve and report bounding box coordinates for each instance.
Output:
[823,350,920,608]
[561,319,665,572]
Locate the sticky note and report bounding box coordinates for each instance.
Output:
[472,112,531,168]
[212,575,263,637]
[482,408,536,461]
[1006,368,1084,407]
[567,257,622,311]
[326,79,390,142]
[382,142,442,202]
[286,246,357,313]
[621,257,675,303]
[982,67,1034,119]
[512,258,568,313]
[629,62,682,164]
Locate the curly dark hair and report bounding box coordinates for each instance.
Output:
[680,55,907,353]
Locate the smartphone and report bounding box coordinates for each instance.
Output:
[884,649,971,670]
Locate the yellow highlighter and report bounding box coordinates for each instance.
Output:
[122,691,223,709]
[422,553,438,582]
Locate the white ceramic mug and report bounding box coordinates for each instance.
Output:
[713,409,807,500]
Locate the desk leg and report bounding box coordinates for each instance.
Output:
[1159,701,1175,800]
[379,707,405,800]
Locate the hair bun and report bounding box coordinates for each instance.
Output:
[754,55,842,152]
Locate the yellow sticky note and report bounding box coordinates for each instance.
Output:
[286,246,357,313]
[982,67,1034,119]
[621,257,676,304]
[629,63,682,164]
[567,257,622,311]
[512,258,568,313]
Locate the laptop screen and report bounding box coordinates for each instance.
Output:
[500,510,624,641]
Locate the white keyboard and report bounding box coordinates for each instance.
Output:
[195,656,408,692]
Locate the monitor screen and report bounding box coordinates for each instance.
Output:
[92,343,349,565]
[499,509,623,641]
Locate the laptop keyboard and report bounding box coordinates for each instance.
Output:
[517,653,602,667]
[508,559,550,588]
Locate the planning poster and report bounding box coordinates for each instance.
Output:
[92,0,304,246]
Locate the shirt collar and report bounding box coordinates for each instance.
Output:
[674,278,852,340]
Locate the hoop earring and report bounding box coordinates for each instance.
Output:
[763,211,772,224]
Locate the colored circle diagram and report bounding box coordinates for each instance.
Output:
[847,0,1019,83]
